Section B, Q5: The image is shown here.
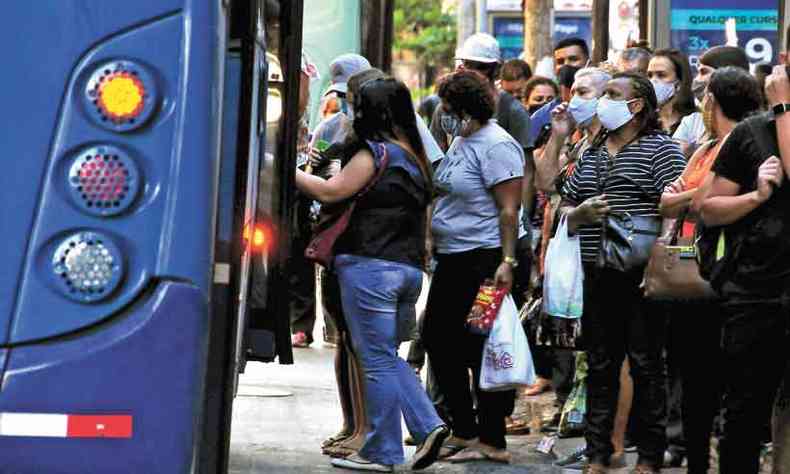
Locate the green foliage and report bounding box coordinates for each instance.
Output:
[394,0,457,69]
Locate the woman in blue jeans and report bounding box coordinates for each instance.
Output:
[296,77,448,472]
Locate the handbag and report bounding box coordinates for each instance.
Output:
[522,296,583,351]
[643,213,718,301]
[304,141,390,268]
[595,147,661,273]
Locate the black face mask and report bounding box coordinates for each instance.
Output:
[528,104,543,115]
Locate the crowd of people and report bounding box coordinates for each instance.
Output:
[288,30,790,474]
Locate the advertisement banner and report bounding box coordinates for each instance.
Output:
[493,16,525,60]
[670,0,779,69]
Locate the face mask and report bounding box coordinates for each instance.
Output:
[440,113,469,137]
[568,95,598,126]
[691,78,708,102]
[528,104,543,115]
[596,96,637,131]
[652,79,677,106]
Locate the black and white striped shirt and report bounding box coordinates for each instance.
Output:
[561,133,686,263]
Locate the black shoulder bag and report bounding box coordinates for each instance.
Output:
[595,145,662,273]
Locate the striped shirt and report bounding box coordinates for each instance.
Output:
[561,133,685,263]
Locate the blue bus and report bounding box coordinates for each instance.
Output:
[0,1,302,472]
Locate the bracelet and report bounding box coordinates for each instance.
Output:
[502,256,518,268]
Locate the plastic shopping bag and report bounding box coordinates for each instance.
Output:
[558,352,588,438]
[480,295,536,392]
[542,215,584,319]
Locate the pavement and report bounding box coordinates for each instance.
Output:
[227,332,690,473]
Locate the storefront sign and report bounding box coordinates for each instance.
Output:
[670,0,779,69]
[492,16,525,59]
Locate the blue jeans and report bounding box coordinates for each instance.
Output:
[334,254,444,465]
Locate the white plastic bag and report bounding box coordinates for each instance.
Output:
[480,295,536,392]
[542,215,584,319]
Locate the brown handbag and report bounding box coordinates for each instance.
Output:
[643,215,718,301]
[304,141,389,268]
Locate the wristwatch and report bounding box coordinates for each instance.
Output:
[772,103,790,116]
[502,256,518,268]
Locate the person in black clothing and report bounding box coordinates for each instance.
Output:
[561,73,685,474]
[699,64,790,474]
[660,66,763,474]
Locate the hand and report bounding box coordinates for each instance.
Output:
[756,156,784,202]
[494,262,514,293]
[550,102,575,139]
[765,65,790,107]
[664,177,686,195]
[573,194,610,226]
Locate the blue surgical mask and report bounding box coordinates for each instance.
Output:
[651,79,677,106]
[440,113,468,137]
[568,95,598,126]
[596,96,637,131]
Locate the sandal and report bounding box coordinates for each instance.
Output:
[505,417,531,435]
[447,446,511,464]
[438,436,477,460]
[321,431,351,449]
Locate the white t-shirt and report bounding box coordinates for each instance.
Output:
[673,112,706,147]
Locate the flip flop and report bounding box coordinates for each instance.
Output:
[438,444,465,460]
[505,418,531,435]
[446,447,487,463]
[321,432,352,449]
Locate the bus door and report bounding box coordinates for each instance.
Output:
[0,1,281,473]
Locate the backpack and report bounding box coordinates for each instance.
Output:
[695,113,778,290]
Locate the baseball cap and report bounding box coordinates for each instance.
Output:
[324,54,371,96]
[455,33,501,64]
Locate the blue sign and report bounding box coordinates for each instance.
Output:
[493,16,525,60]
[670,0,780,69]
[554,16,592,48]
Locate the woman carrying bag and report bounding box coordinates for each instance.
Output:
[296,77,448,473]
[657,66,763,474]
[422,70,525,464]
[560,73,685,474]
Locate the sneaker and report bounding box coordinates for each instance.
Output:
[411,425,450,470]
[331,453,393,472]
[291,331,311,348]
[554,445,587,469]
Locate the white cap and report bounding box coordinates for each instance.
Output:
[324,54,371,96]
[455,33,501,64]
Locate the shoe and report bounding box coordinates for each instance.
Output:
[663,449,685,468]
[291,331,311,348]
[403,434,417,446]
[505,417,531,435]
[624,439,637,453]
[331,453,393,472]
[554,445,587,469]
[411,425,450,470]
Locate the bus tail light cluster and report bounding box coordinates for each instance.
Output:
[68,146,140,216]
[52,232,123,303]
[84,60,158,132]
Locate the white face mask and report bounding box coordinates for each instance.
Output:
[596,96,637,131]
[568,95,599,126]
[651,79,677,106]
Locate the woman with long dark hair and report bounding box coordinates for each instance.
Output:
[296,77,448,472]
[561,73,685,474]
[648,49,696,136]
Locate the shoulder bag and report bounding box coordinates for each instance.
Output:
[595,146,662,273]
[304,141,390,268]
[643,212,718,301]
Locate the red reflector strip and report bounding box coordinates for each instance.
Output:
[67,415,133,438]
[0,413,132,439]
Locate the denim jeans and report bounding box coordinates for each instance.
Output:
[334,254,444,465]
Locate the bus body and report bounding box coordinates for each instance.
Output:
[0,1,301,472]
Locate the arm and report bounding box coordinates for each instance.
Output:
[522,148,536,219]
[492,178,523,292]
[659,143,709,217]
[535,103,574,192]
[701,157,785,226]
[295,148,375,204]
[765,65,790,177]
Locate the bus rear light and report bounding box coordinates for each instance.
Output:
[243,224,270,252]
[68,146,140,216]
[84,60,158,132]
[52,232,123,303]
